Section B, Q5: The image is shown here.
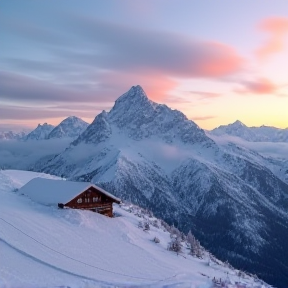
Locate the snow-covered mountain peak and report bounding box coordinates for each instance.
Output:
[47,116,88,139]
[116,85,149,102]
[107,86,211,144]
[25,123,54,141]
[64,116,83,123]
[70,86,212,146]
[231,120,246,127]
[109,85,155,120]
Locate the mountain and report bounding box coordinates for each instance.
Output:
[23,117,88,141]
[0,169,270,288]
[29,86,288,287]
[73,85,211,146]
[210,120,288,142]
[0,130,27,140]
[25,123,54,140]
[47,116,89,139]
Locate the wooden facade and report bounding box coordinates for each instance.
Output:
[59,186,120,217]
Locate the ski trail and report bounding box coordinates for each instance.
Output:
[0,237,103,284]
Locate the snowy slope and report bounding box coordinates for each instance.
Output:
[32,86,288,288]
[210,121,288,142]
[25,123,55,140]
[47,116,89,139]
[0,170,269,288]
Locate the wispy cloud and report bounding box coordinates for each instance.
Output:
[191,115,217,121]
[53,17,244,79]
[0,16,245,121]
[256,17,288,61]
[0,71,116,104]
[235,77,278,95]
[0,104,100,121]
[188,91,222,99]
[0,6,250,126]
[3,15,245,80]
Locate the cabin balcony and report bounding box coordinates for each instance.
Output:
[67,202,112,209]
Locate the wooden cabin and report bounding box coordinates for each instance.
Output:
[18,178,121,217]
[59,185,121,217]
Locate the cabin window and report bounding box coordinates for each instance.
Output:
[93,197,99,202]
[77,198,82,203]
[87,198,90,203]
[85,198,87,203]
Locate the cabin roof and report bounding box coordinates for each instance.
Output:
[18,178,121,206]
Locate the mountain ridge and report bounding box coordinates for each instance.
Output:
[210,121,288,142]
[23,116,89,141]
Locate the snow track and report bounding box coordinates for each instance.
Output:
[0,217,172,283]
[0,237,99,283]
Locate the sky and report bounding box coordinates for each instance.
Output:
[1,0,288,131]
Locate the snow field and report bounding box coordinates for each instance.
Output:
[0,170,269,288]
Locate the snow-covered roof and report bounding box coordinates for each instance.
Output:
[18,178,121,205]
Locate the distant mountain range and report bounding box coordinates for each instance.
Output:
[210,120,288,142]
[22,116,89,141]
[29,85,288,288]
[0,117,89,142]
[0,130,27,140]
[2,114,287,144]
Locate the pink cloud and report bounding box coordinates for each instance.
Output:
[236,78,277,94]
[188,91,222,99]
[192,42,244,77]
[256,17,288,61]
[52,17,245,80]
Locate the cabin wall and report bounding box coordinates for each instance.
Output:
[65,187,114,217]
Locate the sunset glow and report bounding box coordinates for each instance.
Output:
[1,0,288,130]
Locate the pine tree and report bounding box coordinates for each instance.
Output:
[170,225,181,238]
[187,230,203,258]
[167,237,182,254]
